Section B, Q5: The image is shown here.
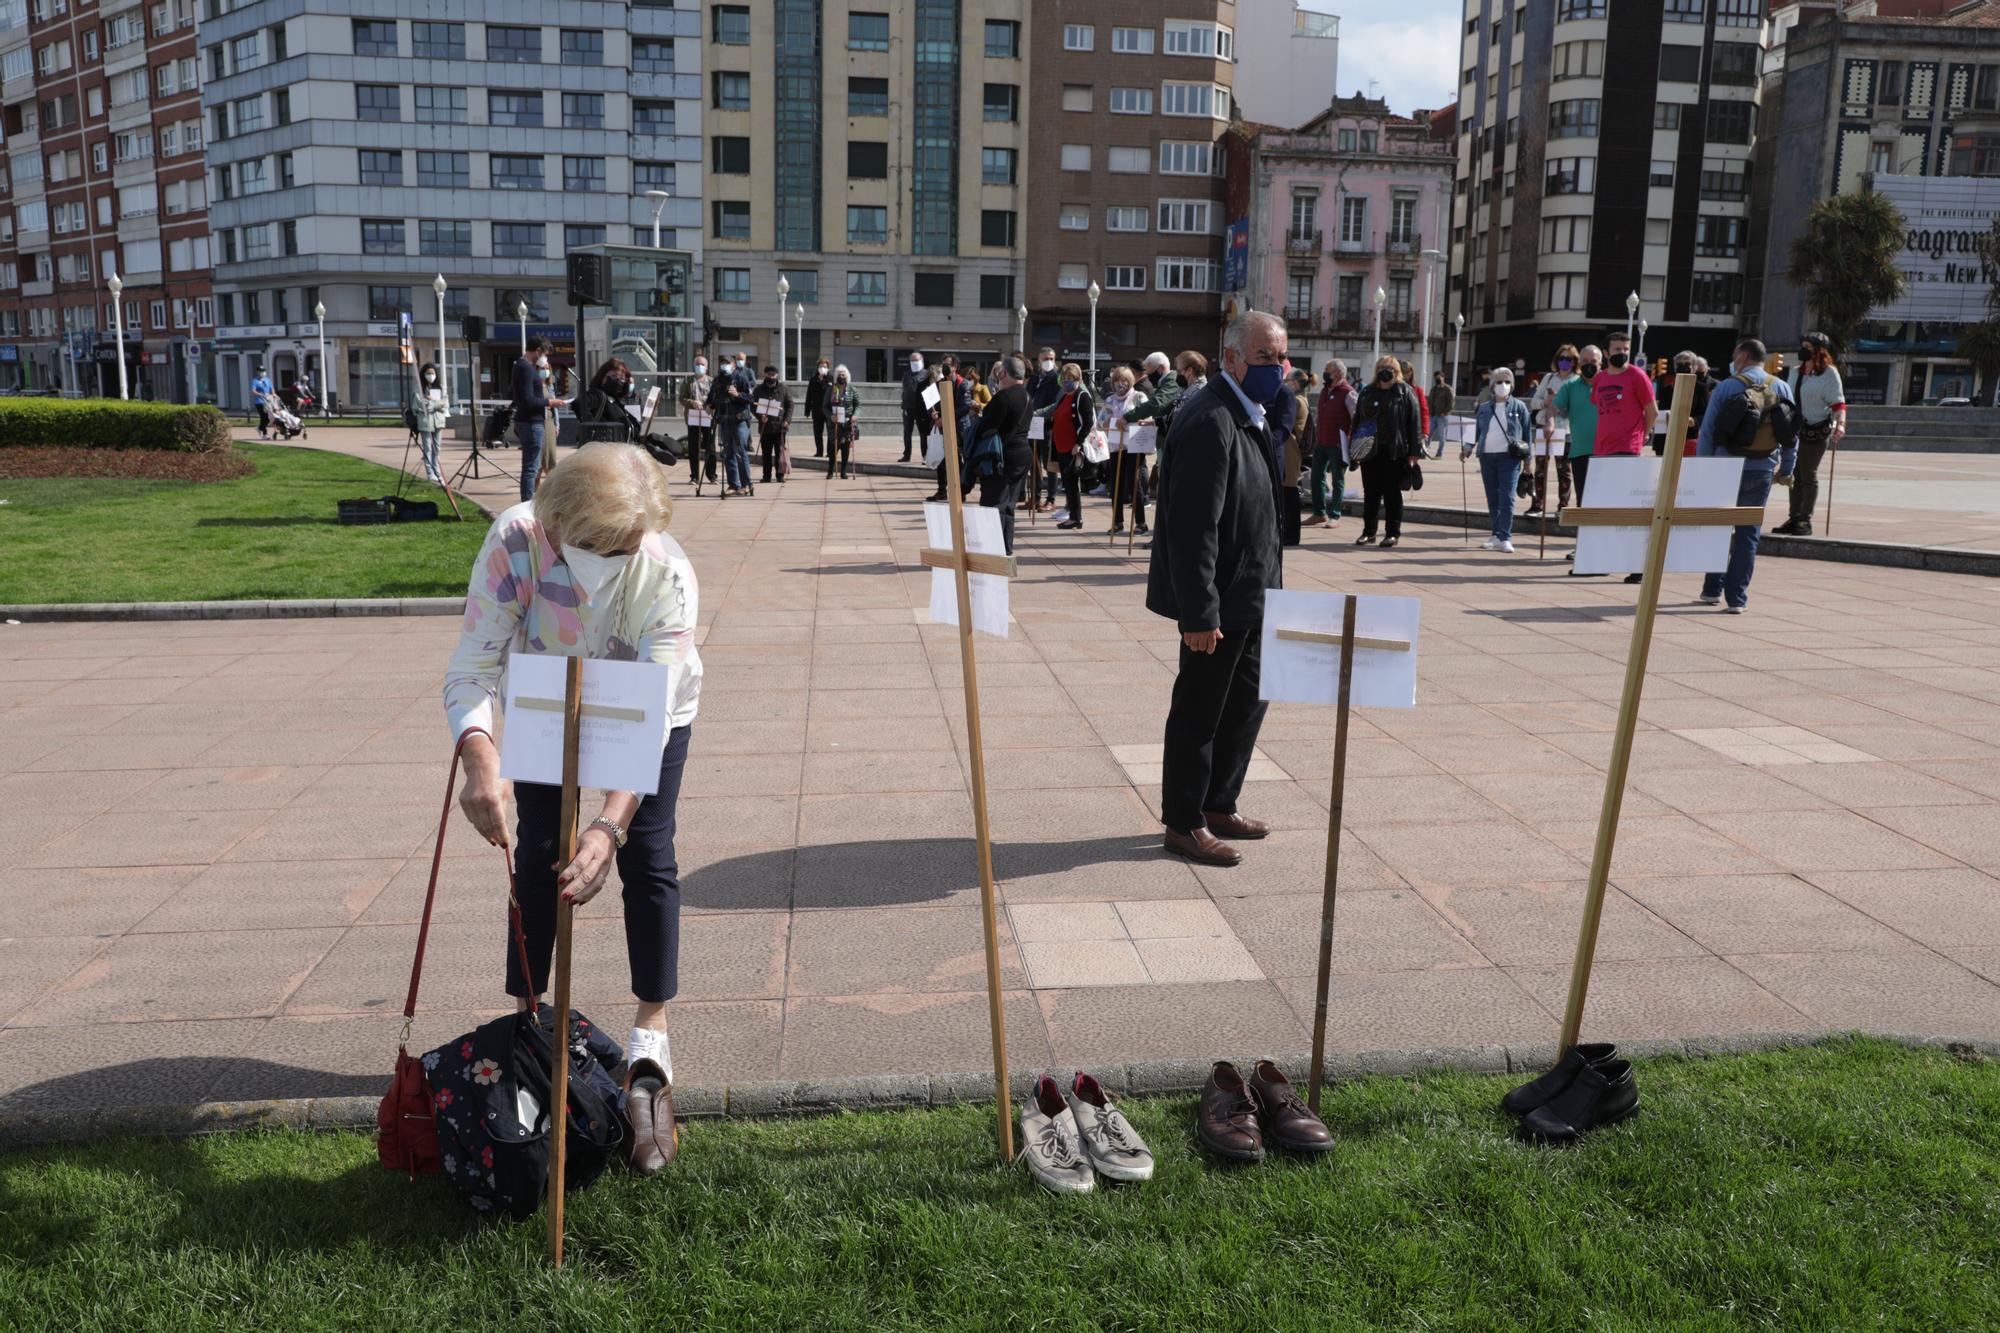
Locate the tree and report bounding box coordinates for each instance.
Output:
[1786,191,1907,355]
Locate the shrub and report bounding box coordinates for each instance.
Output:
[0,399,233,453]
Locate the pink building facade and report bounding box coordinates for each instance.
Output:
[1225,96,1455,380]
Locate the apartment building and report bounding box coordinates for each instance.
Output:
[1026,1,1234,369]
[0,0,213,399]
[700,0,1027,383]
[1230,0,1338,132]
[197,0,703,411]
[1449,0,1767,379]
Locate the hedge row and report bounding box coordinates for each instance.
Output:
[0,399,232,453]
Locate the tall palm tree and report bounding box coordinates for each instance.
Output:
[1786,192,1907,356]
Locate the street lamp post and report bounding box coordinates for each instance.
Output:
[796,301,805,376]
[1625,291,1639,346]
[1371,286,1386,364]
[644,189,671,248]
[1015,304,1028,356]
[776,275,790,383]
[518,301,529,358]
[1452,312,1464,396]
[1418,249,1441,395]
[107,273,128,399]
[314,301,329,417]
[1087,282,1101,388]
[1637,318,1649,368]
[433,274,449,411]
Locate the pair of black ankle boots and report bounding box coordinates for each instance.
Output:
[1502,1042,1638,1144]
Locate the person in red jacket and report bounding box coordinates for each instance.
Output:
[1306,359,1355,527]
[1400,359,1430,449]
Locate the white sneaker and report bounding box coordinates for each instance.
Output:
[1697,594,1721,606]
[1497,540,1515,553]
[1020,1075,1094,1194]
[1480,537,1500,551]
[1062,1072,1154,1182]
[626,1026,672,1084]
[1724,604,1746,615]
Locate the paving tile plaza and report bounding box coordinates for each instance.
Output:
[7,447,2000,1116]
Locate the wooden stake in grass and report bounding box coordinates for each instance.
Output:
[545,654,583,1266]
[1303,598,1357,1114]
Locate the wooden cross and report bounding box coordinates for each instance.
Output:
[922,370,1017,1162]
[546,655,583,1266]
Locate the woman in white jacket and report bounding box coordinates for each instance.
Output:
[409,362,450,485]
[1098,366,1151,536]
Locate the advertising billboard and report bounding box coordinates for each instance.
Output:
[1868,174,2000,325]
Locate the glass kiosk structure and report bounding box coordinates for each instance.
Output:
[576,244,697,418]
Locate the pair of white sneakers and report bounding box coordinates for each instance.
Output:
[1480,537,1516,553]
[1019,1071,1155,1194]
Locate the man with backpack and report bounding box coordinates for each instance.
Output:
[1694,336,1797,615]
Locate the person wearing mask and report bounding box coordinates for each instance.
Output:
[1466,365,1531,552]
[900,352,929,462]
[1590,331,1657,583]
[752,363,793,484]
[1306,359,1355,529]
[1695,337,1793,614]
[965,364,992,418]
[1526,345,1579,519]
[1280,368,1312,547]
[1774,331,1846,536]
[1474,369,1494,408]
[1037,362,1095,529]
[1028,347,1063,512]
[572,358,633,439]
[1654,350,1711,460]
[250,366,275,438]
[964,355,1034,554]
[705,352,755,496]
[825,366,858,480]
[1552,345,1601,509]
[1351,356,1422,549]
[805,357,831,457]
[1176,351,1209,393]
[1100,366,1151,536]
[409,361,449,485]
[1146,310,1288,869]
[924,354,969,503]
[1399,360,1430,449]
[1428,371,1456,460]
[1124,352,1182,455]
[511,337,568,500]
[680,355,717,488]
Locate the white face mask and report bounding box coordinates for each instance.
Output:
[695,361,707,374]
[423,372,436,384]
[1039,359,1055,373]
[817,365,829,375]
[910,357,924,372]
[1493,382,1511,400]
[561,544,627,600]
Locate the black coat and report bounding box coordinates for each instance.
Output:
[902,368,930,419]
[805,370,830,420]
[1146,381,1283,634]
[1027,369,1062,412]
[1355,381,1423,461]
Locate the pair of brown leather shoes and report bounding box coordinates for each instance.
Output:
[1197,1060,1334,1162]
[625,1058,678,1176]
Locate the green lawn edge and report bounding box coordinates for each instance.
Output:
[3,1037,1997,1329]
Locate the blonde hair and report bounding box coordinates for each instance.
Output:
[1109,366,1136,390]
[533,442,673,553]
[1061,361,1083,380]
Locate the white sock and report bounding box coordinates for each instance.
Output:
[626,1026,672,1084]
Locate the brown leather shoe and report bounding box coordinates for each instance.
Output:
[1204,811,1270,840]
[1247,1059,1334,1154]
[1198,1061,1265,1162]
[624,1059,678,1175]
[1164,825,1242,867]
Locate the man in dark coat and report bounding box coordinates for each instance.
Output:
[1146,309,1290,867]
[900,352,929,462]
[805,357,831,456]
[1027,346,1062,510]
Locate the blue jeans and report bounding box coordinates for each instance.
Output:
[1700,462,1775,609]
[1479,452,1522,542]
[416,430,442,484]
[517,416,544,500]
[723,417,752,490]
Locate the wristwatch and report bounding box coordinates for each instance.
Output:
[587,815,628,850]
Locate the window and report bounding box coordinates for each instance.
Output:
[978,274,1014,309]
[493,222,544,258]
[847,205,887,243]
[1690,272,1742,312]
[1699,159,1748,200]
[629,101,673,137]
[1157,199,1212,233]
[981,209,1016,246]
[1338,195,1367,245]
[1650,159,1675,187]
[148,299,165,329]
[1655,103,1683,130]
[368,286,411,321]
[487,25,540,62]
[420,220,472,256]
[1645,219,1671,245]
[1057,264,1088,289]
[1109,87,1153,115]
[360,219,404,255]
[1552,39,1603,80]
[1542,216,1590,252]
[1062,84,1093,112]
[1696,214,1746,256]
[1061,144,1090,172]
[712,5,748,43]
[712,136,750,174]
[352,19,396,56]
[356,84,399,122]
[417,151,468,188]
[913,272,955,307]
[1108,146,1149,173]
[1156,258,1218,292]
[1550,99,1599,138]
[358,149,401,186]
[1059,205,1088,230]
[1547,157,1595,194]
[562,93,603,129]
[712,200,750,238]
[1879,62,1904,106]
[714,72,749,109]
[1664,0,1703,22]
[714,268,750,302]
[564,225,606,251]
[1712,41,1757,86]
[848,141,887,177]
[986,21,1018,58]
[413,86,466,124]
[1706,100,1752,145]
[982,147,1016,185]
[1977,66,2000,112]
[1715,0,1758,27]
[1106,206,1147,232]
[984,83,1017,122]
[849,77,887,116]
[1064,24,1094,51]
[1104,265,1145,291]
[1162,82,1225,118]
[847,271,887,305]
[1538,273,1585,310]
[1163,20,1232,58]
[634,38,674,73]
[1284,274,1314,322]
[848,12,887,50]
[1660,45,1700,83]
[490,154,544,190]
[413,22,464,59]
[1556,0,1605,17]
[563,156,604,192]
[1111,26,1153,54]
[1158,140,1213,174]
[490,92,543,127]
[560,29,602,65]
[632,163,676,196]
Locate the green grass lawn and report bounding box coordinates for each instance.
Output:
[0,443,487,604]
[2,1039,1997,1329]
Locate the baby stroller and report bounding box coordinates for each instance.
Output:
[260,389,306,440]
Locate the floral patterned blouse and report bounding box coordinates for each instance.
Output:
[444,501,703,746]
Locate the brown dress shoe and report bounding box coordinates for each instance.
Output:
[624,1058,678,1175]
[1204,811,1270,840]
[1164,825,1242,867]
[1247,1059,1334,1154]
[1198,1061,1265,1162]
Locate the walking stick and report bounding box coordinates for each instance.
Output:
[1106,447,1124,548]
[1823,440,1838,535]
[546,654,583,1266]
[1306,594,1358,1113]
[1460,443,1471,547]
[1029,441,1039,527]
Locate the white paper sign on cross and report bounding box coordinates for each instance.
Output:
[500,653,671,795]
[921,503,1012,639]
[1568,455,1758,576]
[1260,588,1421,1110]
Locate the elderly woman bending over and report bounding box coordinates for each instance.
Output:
[443,441,702,1177]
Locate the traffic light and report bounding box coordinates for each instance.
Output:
[566,251,609,307]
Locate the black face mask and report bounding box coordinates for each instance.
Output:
[1607,352,1629,369]
[1580,363,1599,379]
[1799,349,1813,361]
[1377,370,1394,384]
[1323,373,1336,385]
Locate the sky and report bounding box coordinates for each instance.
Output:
[1302,0,1462,119]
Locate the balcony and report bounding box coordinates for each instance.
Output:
[1282,303,1323,330]
[1285,228,1321,256]
[1331,230,1378,258]
[1385,231,1422,257]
